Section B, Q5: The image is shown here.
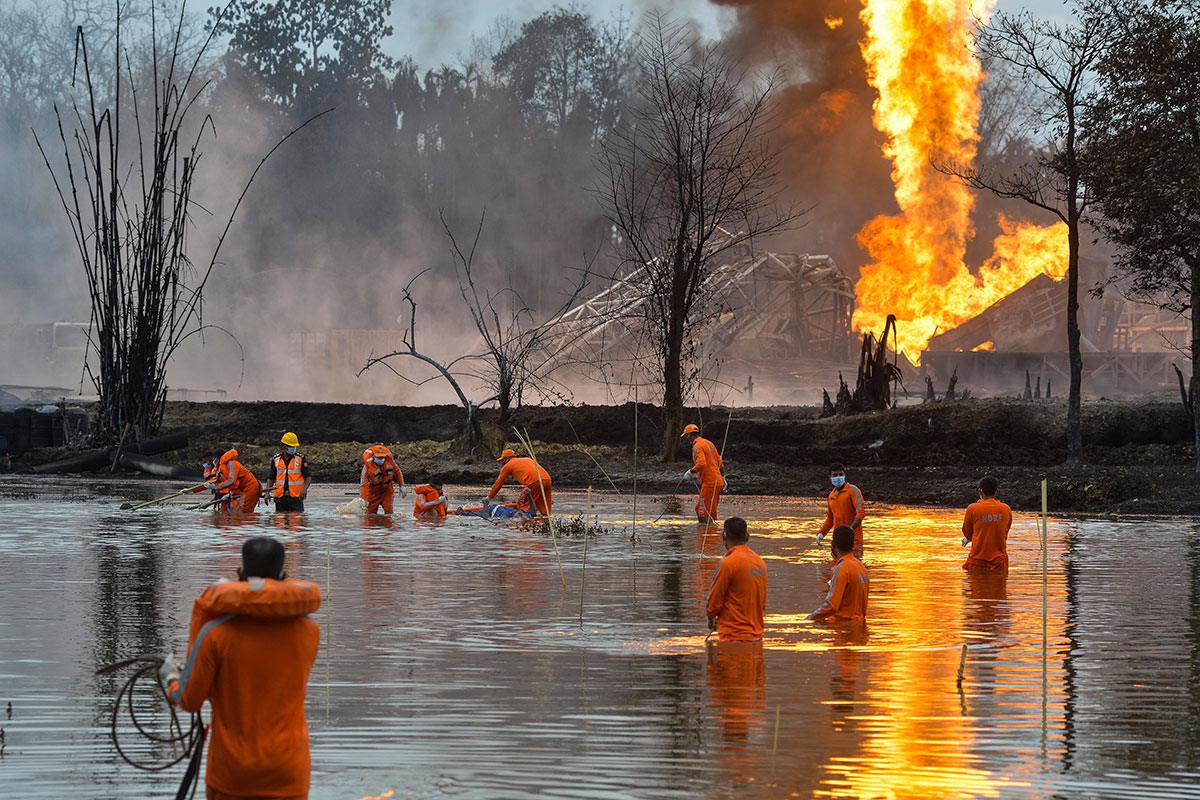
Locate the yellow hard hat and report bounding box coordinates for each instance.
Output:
[681,423,700,437]
[281,431,300,448]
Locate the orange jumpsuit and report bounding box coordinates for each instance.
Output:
[413,484,447,519]
[812,554,869,622]
[488,457,552,516]
[706,543,768,641]
[820,484,866,558]
[962,497,1013,573]
[170,591,320,799]
[690,436,725,522]
[217,450,259,514]
[360,450,404,514]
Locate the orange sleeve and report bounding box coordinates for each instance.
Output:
[692,441,706,474]
[852,486,866,527]
[488,462,512,499]
[961,505,975,541]
[173,630,219,713]
[1004,506,1013,533]
[706,558,731,619]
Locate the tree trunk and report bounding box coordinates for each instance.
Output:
[1065,210,1084,464]
[661,337,684,461]
[1192,258,1200,479]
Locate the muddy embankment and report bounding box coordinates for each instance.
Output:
[13,396,1197,515]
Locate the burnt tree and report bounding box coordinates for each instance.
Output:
[940,9,1103,464]
[596,14,798,460]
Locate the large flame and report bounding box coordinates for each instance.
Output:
[852,0,1067,363]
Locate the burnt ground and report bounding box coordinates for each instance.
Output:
[11,396,1198,516]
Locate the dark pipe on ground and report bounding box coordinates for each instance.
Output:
[32,432,189,474]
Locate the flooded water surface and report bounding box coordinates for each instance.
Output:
[1,476,1198,799]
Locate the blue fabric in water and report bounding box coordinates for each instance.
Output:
[458,503,531,520]
[488,504,529,520]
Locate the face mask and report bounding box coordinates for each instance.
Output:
[373,457,385,466]
[286,446,297,455]
[831,475,846,488]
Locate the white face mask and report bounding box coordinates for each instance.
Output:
[373,457,385,466]
[285,446,297,455]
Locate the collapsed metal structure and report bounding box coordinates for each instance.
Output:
[922,268,1185,393]
[549,244,855,373]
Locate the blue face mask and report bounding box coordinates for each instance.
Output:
[831,475,846,488]
[285,446,297,455]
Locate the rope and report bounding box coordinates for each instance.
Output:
[95,656,205,799]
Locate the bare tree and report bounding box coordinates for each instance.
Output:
[360,212,587,454]
[596,14,799,460]
[941,8,1103,464]
[33,1,327,441]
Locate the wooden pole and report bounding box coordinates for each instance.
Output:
[633,384,638,541]
[580,486,591,626]
[514,427,565,590]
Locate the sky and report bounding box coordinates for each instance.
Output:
[387,0,1073,67]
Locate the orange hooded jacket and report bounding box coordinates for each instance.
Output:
[217,450,260,513]
[169,579,321,799]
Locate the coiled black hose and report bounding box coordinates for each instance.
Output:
[95,655,206,800]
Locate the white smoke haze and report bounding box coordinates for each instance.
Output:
[0,0,1088,409]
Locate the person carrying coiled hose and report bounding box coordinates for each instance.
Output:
[159,536,321,800]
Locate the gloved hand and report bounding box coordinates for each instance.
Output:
[399,484,409,498]
[721,476,728,491]
[961,536,969,547]
[816,533,826,544]
[158,654,182,692]
[682,469,693,481]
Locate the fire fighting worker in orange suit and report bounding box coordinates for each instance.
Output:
[817,463,865,558]
[706,517,768,642]
[194,453,229,509]
[266,432,312,513]
[487,448,552,516]
[159,536,320,800]
[808,525,869,622]
[359,444,406,515]
[682,423,726,523]
[413,481,448,519]
[961,475,1013,574]
[209,449,261,514]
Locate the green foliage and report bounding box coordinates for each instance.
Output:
[209,0,395,106]
[492,7,631,141]
[1082,0,1200,306]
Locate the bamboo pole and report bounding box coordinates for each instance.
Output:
[514,427,565,590]
[580,486,591,626]
[120,482,207,510]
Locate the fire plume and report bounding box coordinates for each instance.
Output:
[852,0,1067,363]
